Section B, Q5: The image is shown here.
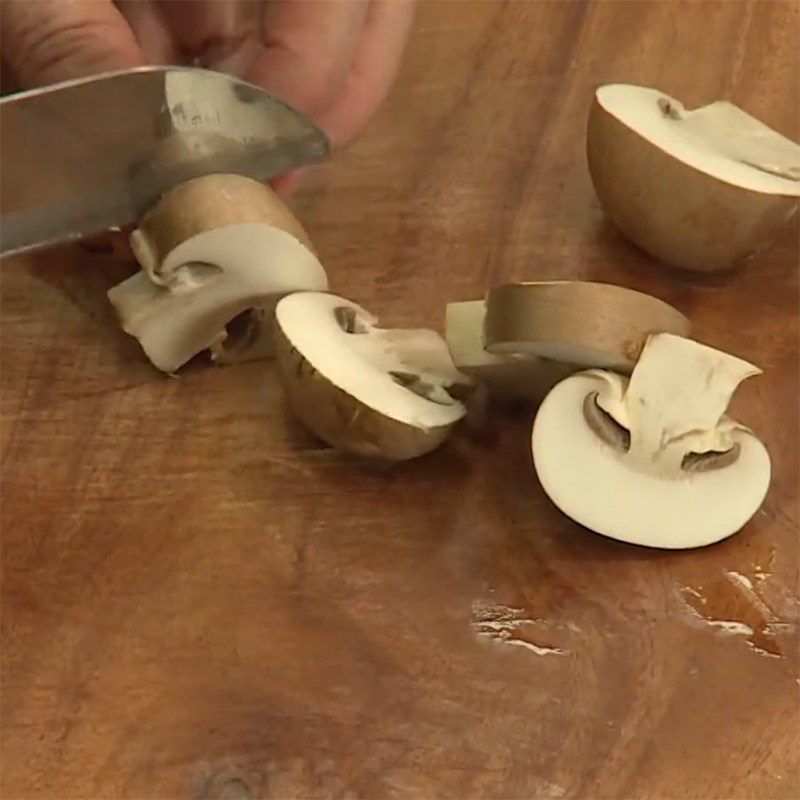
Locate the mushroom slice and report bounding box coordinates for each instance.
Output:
[107,173,327,372]
[483,281,689,372]
[587,84,800,272]
[531,333,771,549]
[274,292,470,460]
[445,299,578,403]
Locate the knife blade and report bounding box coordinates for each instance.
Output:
[0,66,329,258]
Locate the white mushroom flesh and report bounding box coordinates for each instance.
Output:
[276,292,467,428]
[597,84,800,193]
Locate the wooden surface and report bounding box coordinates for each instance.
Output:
[2,2,799,798]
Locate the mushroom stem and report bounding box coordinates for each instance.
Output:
[598,333,761,475]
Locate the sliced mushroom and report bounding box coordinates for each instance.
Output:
[107,173,327,372]
[483,281,689,372]
[531,332,771,549]
[587,84,800,272]
[274,292,470,460]
[445,299,578,403]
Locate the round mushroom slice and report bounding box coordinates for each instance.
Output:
[274,292,470,460]
[446,299,578,403]
[531,332,771,549]
[484,281,689,372]
[107,173,327,373]
[587,84,800,272]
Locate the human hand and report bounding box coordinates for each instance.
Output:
[0,0,415,195]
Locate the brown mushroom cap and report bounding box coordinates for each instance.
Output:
[484,281,689,372]
[131,173,314,277]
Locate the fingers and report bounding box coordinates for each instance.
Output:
[247,0,369,120]
[315,0,415,148]
[268,0,415,198]
[0,0,143,88]
[114,1,177,65]
[151,0,262,73]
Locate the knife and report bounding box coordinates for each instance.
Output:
[0,65,329,258]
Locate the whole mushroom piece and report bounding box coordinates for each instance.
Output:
[108,173,327,372]
[587,84,800,272]
[531,332,771,549]
[274,292,471,460]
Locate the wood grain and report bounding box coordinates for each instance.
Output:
[2,1,798,798]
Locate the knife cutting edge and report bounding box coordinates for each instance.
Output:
[0,65,330,258]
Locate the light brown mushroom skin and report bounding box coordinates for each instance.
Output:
[484,281,690,372]
[445,300,580,405]
[587,96,799,272]
[131,173,315,275]
[274,324,458,461]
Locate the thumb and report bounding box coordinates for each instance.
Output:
[0,0,143,90]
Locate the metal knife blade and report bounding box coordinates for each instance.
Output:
[0,66,329,258]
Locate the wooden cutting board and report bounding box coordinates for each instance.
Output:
[2,2,798,798]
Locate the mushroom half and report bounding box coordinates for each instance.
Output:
[531,332,771,549]
[275,292,470,460]
[484,281,689,372]
[587,84,800,272]
[107,173,327,372]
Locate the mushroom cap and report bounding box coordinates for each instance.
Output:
[275,292,467,460]
[531,370,771,549]
[484,281,689,372]
[587,84,800,272]
[131,173,315,275]
[445,299,578,403]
